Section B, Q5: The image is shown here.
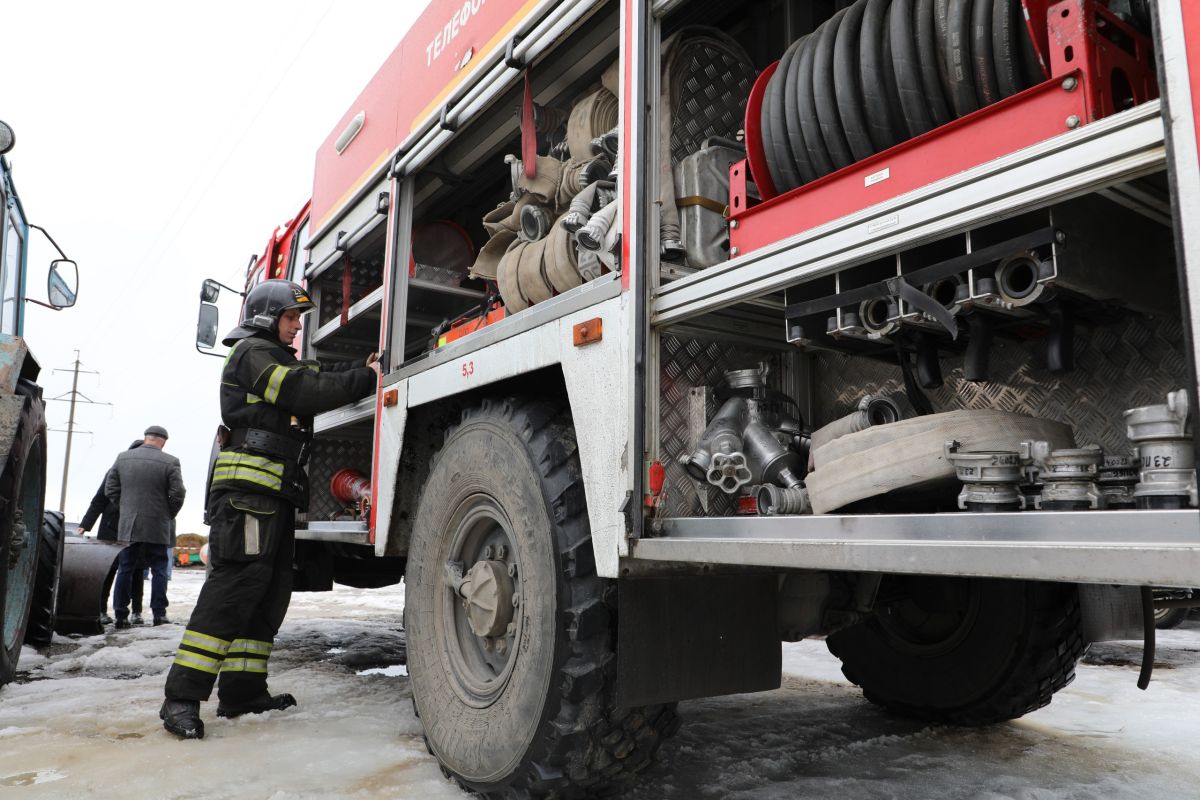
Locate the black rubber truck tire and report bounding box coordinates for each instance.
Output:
[405,398,679,798]
[814,8,855,171]
[785,34,818,185]
[860,0,904,152]
[992,0,1025,97]
[827,576,1086,726]
[946,0,981,116]
[971,0,1001,106]
[834,0,875,162]
[24,510,64,646]
[917,0,954,126]
[768,37,805,192]
[891,0,935,137]
[1154,606,1190,630]
[0,384,48,685]
[799,19,836,178]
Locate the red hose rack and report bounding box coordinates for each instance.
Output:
[730,0,1155,258]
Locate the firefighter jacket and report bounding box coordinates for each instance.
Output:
[212,331,376,506]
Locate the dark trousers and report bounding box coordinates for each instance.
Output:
[114,543,169,619]
[164,490,295,704]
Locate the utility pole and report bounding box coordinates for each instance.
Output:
[49,351,110,513]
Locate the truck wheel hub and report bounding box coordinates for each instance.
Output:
[462,559,514,638]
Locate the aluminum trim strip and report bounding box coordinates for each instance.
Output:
[653,101,1166,326]
[384,273,621,386]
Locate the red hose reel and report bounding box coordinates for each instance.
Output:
[331,468,372,518]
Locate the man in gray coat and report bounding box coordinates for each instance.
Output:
[105,425,186,628]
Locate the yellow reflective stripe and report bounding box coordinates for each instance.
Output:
[220,657,269,674]
[229,638,272,656]
[174,650,221,675]
[181,629,232,656]
[263,364,290,404]
[223,340,243,369]
[246,393,263,405]
[212,467,282,491]
[216,452,283,476]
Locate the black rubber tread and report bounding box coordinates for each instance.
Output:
[860,0,905,152]
[971,0,1001,106]
[799,19,836,178]
[813,8,855,171]
[933,0,954,106]
[1016,2,1044,88]
[917,0,954,125]
[767,38,805,192]
[991,0,1024,97]
[406,397,679,798]
[784,34,818,185]
[1154,606,1190,630]
[827,577,1086,726]
[890,0,935,137]
[0,384,47,685]
[24,510,64,646]
[833,1,875,161]
[879,7,911,143]
[946,0,980,116]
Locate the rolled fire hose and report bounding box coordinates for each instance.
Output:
[544,216,582,293]
[330,468,372,506]
[469,228,516,281]
[516,155,566,206]
[497,238,531,312]
[516,236,554,305]
[519,203,554,242]
[566,88,619,161]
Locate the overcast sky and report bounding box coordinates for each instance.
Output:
[7,2,421,533]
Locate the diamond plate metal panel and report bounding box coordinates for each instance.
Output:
[668,38,757,166]
[306,435,374,522]
[317,258,384,327]
[812,314,1190,456]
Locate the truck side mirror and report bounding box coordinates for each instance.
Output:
[201,278,222,304]
[0,121,13,156]
[48,259,78,308]
[197,302,219,350]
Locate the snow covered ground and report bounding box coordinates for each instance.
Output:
[2,569,1198,799]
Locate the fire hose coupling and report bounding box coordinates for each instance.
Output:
[1035,445,1105,511]
[945,442,1023,512]
[1098,454,1139,509]
[1124,389,1198,509]
[681,363,807,501]
[809,394,901,453]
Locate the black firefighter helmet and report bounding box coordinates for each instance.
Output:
[223,279,315,345]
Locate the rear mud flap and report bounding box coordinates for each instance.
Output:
[54,535,124,636]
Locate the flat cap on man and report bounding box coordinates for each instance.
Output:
[144,425,169,440]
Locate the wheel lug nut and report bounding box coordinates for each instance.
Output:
[512,593,521,608]
[495,544,506,560]
[507,563,517,577]
[482,638,493,651]
[496,640,507,655]
[482,545,494,559]
[506,622,516,637]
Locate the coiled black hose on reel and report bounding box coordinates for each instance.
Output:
[760,0,1046,194]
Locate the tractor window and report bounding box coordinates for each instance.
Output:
[1,211,22,336]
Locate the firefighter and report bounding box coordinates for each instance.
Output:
[160,279,378,739]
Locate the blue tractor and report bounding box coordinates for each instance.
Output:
[0,118,81,685]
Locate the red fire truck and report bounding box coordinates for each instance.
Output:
[197,0,1200,796]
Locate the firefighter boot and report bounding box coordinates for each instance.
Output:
[160,699,204,740]
[216,693,297,719]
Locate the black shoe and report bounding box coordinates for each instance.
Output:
[100,613,113,625]
[115,618,132,630]
[216,693,297,719]
[160,699,204,740]
[130,613,144,625]
[153,615,171,626]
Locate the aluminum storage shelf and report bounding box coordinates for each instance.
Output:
[312,285,384,347]
[313,395,376,433]
[633,510,1200,586]
[652,100,1167,327]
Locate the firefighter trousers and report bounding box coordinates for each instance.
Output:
[164,489,295,705]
